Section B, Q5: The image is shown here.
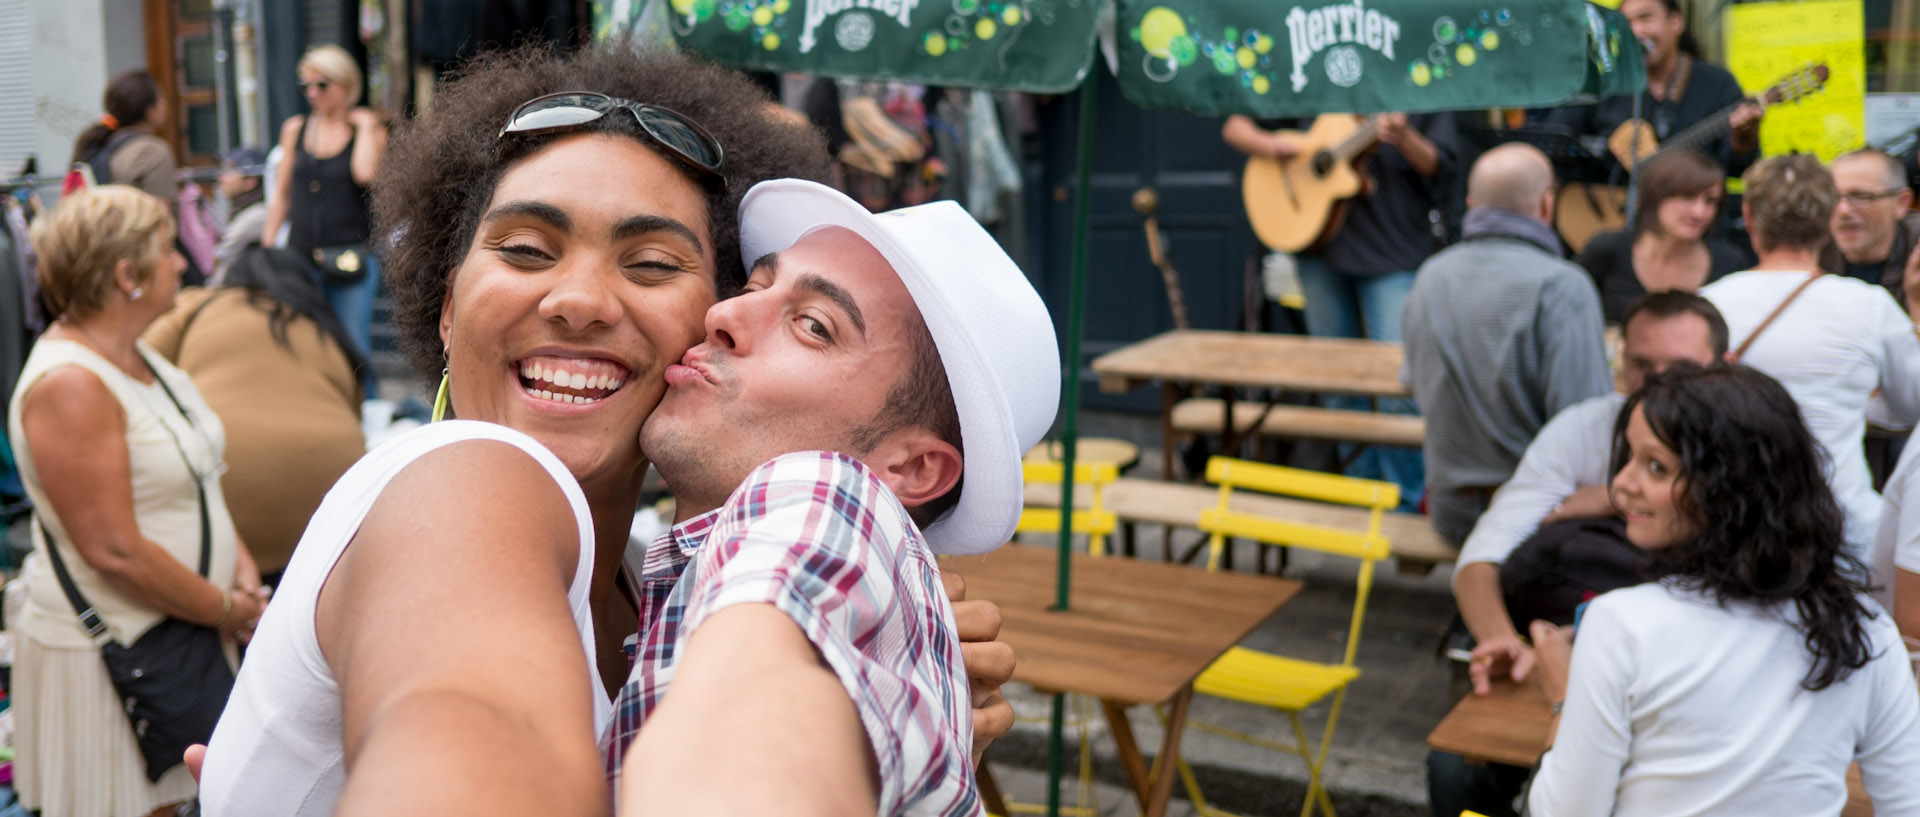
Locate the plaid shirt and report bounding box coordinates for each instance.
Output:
[604,451,983,817]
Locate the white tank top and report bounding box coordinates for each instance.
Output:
[197,421,610,815]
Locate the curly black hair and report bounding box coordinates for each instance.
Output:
[1614,363,1875,691]
[372,42,834,382]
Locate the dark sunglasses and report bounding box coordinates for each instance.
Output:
[300,80,332,92]
[498,92,725,181]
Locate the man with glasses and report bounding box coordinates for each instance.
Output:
[1822,149,1920,305]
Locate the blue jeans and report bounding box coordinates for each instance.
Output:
[1297,256,1425,510]
[323,254,379,397]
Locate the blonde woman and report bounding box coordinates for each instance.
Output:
[1700,154,1920,561]
[262,44,387,386]
[11,186,265,816]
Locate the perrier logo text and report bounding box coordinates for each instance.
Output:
[801,0,920,52]
[1286,0,1401,91]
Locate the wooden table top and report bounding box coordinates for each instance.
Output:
[1091,330,1411,398]
[944,544,1303,705]
[1427,674,1880,816]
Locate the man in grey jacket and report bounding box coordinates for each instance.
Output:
[1401,143,1612,547]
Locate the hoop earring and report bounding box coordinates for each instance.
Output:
[432,367,451,422]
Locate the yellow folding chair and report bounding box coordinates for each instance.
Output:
[1014,461,1119,556]
[979,460,1121,816]
[1169,456,1396,817]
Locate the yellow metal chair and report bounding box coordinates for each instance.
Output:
[1169,456,1396,817]
[1015,460,1119,556]
[982,460,1121,816]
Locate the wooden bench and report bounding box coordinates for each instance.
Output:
[1170,398,1425,449]
[1024,476,1458,572]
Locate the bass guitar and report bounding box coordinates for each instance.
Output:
[1554,62,1829,252]
[1242,114,1382,253]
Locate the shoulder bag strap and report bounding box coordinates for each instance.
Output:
[140,352,212,576]
[37,523,112,640]
[36,353,214,640]
[1731,271,1824,362]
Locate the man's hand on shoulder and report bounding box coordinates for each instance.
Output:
[943,568,1015,765]
[1541,484,1616,525]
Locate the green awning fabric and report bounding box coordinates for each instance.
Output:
[1112,0,1645,116]
[667,0,1103,93]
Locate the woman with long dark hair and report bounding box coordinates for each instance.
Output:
[70,70,177,210]
[1527,364,1920,815]
[144,245,367,587]
[1576,149,1749,323]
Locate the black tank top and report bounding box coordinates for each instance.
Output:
[288,116,372,254]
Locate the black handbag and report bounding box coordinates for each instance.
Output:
[38,353,235,783]
[312,243,370,284]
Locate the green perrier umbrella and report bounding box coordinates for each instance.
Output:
[635,0,1644,811]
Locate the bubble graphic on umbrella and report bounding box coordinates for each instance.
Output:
[1434,17,1458,44]
[723,1,752,30]
[1410,60,1433,86]
[1139,7,1188,57]
[953,0,980,12]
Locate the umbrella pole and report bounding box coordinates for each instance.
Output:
[1045,76,1099,817]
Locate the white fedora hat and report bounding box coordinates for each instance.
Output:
[737,179,1060,555]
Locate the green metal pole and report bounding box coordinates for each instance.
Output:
[1045,75,1099,817]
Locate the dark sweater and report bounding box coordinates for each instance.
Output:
[1817,212,1920,310]
[1576,229,1750,323]
[1545,60,1757,178]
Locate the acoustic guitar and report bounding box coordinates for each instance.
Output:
[1242,114,1383,252]
[1554,63,1830,252]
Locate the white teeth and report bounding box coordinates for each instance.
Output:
[571,372,588,389]
[520,363,535,379]
[591,374,607,390]
[609,378,623,390]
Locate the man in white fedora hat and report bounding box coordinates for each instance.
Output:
[610,178,1060,816]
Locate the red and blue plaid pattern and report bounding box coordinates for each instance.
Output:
[605,451,983,816]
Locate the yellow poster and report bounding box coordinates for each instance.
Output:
[1726,0,1865,161]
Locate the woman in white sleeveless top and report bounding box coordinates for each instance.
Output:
[9,186,266,816]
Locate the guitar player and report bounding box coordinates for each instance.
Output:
[1544,0,1763,181]
[1222,112,1460,511]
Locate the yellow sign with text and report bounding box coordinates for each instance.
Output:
[1726,0,1864,161]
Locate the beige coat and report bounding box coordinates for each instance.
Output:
[145,287,365,573]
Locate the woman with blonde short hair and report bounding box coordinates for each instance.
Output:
[10,185,265,815]
[1698,153,1920,562]
[263,43,386,391]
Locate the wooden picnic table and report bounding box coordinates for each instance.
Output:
[1089,330,1411,479]
[1427,675,1878,816]
[1092,330,1410,397]
[947,543,1303,817]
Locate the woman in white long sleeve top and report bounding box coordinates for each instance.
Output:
[1700,155,1920,561]
[1528,364,1920,816]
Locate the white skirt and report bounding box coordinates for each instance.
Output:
[15,630,199,817]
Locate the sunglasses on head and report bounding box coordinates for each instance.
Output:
[499,92,725,182]
[300,79,332,92]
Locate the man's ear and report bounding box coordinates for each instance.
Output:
[864,428,963,512]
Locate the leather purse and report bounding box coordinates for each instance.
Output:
[312,243,370,284]
[38,352,235,782]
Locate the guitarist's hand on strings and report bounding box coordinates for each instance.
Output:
[1264,133,1304,160]
[1729,102,1764,153]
